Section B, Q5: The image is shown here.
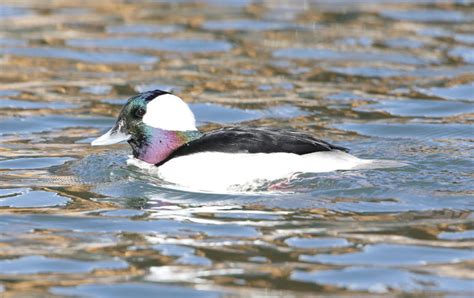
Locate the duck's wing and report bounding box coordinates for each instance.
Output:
[156,127,348,166]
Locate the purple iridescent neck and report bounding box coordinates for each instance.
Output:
[129,127,202,165]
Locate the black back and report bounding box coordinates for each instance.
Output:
[156,126,348,166]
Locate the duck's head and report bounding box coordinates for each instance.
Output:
[91,90,198,163]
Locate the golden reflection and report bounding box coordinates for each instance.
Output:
[0,0,472,296]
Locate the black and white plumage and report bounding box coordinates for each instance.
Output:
[157,126,348,166]
[91,90,386,192]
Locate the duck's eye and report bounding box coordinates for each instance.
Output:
[135,108,146,118]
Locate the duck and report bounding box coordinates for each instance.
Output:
[91,89,391,192]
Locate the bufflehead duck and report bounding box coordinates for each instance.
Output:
[92,90,386,192]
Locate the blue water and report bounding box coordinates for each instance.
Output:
[0,0,473,297]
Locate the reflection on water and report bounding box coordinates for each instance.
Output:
[0,0,473,296]
[0,47,159,64]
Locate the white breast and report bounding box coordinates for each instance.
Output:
[126,151,399,193]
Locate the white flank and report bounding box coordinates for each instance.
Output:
[127,151,403,193]
[143,94,197,131]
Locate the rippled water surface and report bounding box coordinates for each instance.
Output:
[1,0,473,297]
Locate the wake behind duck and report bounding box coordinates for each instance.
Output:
[92,89,402,193]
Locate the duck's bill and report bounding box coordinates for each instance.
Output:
[91,127,131,146]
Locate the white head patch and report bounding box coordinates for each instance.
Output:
[142,94,197,131]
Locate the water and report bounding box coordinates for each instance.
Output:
[0,0,473,297]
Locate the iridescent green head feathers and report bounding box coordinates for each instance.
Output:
[91,90,200,164]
